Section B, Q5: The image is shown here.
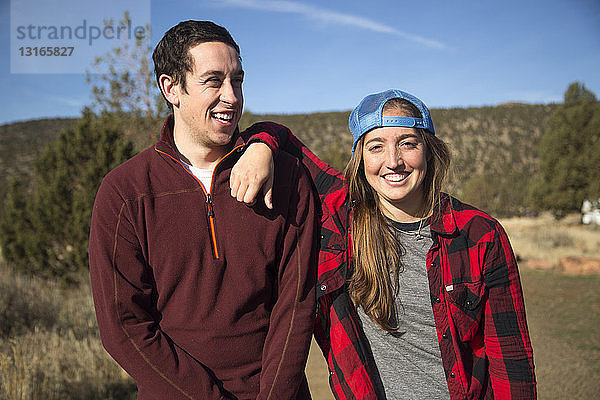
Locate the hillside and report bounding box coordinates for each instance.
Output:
[240,103,557,216]
[0,103,557,216]
[240,103,555,179]
[0,116,162,200]
[0,118,75,178]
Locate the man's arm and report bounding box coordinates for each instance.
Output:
[257,159,318,400]
[483,224,537,399]
[89,178,232,400]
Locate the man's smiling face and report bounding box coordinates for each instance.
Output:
[174,41,244,151]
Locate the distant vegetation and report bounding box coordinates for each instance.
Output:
[532,83,600,218]
[0,118,76,200]
[1,82,599,282]
[240,103,557,217]
[0,102,557,214]
[0,112,134,282]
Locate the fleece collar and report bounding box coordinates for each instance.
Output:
[154,114,243,160]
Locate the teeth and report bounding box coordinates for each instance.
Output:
[213,112,233,122]
[384,173,408,182]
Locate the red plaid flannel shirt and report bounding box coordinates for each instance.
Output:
[245,122,536,400]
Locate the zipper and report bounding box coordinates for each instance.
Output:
[155,144,244,260]
[205,193,219,258]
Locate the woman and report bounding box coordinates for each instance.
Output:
[234,89,536,399]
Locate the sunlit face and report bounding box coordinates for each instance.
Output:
[173,41,244,150]
[361,109,428,220]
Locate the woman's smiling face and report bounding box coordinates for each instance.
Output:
[361,108,428,221]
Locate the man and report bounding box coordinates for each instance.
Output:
[89,20,317,399]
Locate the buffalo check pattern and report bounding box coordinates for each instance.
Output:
[244,122,536,400]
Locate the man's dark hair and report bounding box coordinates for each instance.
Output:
[152,20,241,109]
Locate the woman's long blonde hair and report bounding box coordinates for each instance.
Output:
[345,98,451,332]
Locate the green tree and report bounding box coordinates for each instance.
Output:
[533,82,600,219]
[0,111,133,282]
[86,12,166,119]
[85,11,165,150]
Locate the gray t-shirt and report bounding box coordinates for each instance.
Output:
[356,218,450,399]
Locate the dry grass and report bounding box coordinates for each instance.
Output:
[521,269,600,399]
[1,214,598,399]
[0,265,135,400]
[0,330,135,400]
[501,213,600,265]
[502,215,600,399]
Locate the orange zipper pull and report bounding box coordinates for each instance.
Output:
[206,193,219,258]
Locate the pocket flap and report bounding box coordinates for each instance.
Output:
[447,281,484,311]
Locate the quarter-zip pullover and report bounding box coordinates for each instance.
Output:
[89,116,318,399]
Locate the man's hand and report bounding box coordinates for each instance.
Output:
[230,142,274,209]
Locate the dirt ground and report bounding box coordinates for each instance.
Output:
[305,339,334,400]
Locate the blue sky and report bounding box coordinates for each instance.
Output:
[1,0,599,125]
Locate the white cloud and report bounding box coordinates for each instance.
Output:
[216,0,447,49]
[48,94,86,108]
[504,90,562,105]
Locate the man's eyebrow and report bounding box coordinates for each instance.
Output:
[198,68,244,78]
[198,70,225,78]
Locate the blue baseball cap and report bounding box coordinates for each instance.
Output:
[349,89,435,153]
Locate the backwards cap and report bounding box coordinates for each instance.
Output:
[348,89,435,153]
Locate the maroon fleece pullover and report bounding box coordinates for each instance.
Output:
[89,117,317,399]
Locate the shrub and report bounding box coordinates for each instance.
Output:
[0,269,58,338]
[0,111,133,282]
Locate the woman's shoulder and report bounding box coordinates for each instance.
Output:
[438,194,504,234]
[446,195,493,216]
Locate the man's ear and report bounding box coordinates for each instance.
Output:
[159,74,180,107]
